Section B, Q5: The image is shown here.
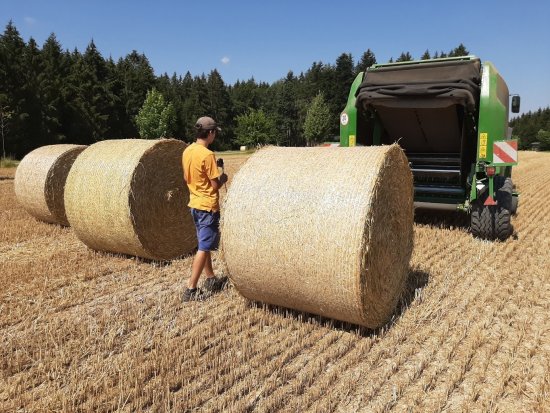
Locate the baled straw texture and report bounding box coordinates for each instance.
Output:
[221,145,414,328]
[64,139,196,261]
[14,144,87,226]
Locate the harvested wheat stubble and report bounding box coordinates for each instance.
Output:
[14,144,87,226]
[64,139,196,261]
[221,145,414,328]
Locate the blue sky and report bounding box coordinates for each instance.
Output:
[2,0,549,114]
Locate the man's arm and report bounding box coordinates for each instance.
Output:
[205,154,227,190]
[209,173,227,190]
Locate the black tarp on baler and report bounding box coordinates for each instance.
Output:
[355,59,482,154]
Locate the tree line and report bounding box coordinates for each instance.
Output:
[510,107,550,150]
[2,20,516,159]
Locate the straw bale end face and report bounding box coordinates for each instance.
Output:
[64,139,197,260]
[14,144,87,226]
[221,144,414,329]
[356,145,414,327]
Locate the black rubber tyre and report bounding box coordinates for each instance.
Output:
[494,176,514,240]
[495,207,512,241]
[470,202,495,240]
[470,176,514,241]
[511,195,519,215]
[495,176,513,210]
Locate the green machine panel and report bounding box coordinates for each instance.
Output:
[339,72,363,147]
[476,62,510,164]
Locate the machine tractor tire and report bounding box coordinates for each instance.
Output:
[501,169,518,214]
[495,176,513,210]
[470,202,494,240]
[470,176,514,241]
[494,176,514,240]
[511,195,519,215]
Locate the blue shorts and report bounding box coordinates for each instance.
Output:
[191,208,220,252]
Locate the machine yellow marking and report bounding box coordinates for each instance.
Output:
[479,132,488,158]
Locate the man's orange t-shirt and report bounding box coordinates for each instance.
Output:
[182,143,221,212]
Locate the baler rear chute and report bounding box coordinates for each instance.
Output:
[340,56,520,240]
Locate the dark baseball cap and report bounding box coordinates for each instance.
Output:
[195,116,221,131]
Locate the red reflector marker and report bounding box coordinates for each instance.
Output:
[484,195,497,206]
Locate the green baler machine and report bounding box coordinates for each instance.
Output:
[340,56,520,240]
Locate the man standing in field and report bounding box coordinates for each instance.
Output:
[182,116,228,302]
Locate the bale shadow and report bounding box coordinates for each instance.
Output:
[246,300,377,337]
[0,176,14,181]
[88,247,198,267]
[414,208,470,230]
[244,267,430,338]
[392,269,430,320]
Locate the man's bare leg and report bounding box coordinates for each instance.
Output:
[204,253,215,279]
[188,250,212,289]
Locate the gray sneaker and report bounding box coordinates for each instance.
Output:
[182,288,202,302]
[203,276,228,292]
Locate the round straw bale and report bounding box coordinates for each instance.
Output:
[64,139,196,260]
[221,145,414,328]
[14,144,87,226]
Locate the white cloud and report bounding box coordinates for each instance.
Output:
[24,17,36,26]
[221,56,230,65]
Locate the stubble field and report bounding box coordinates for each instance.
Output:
[0,151,549,412]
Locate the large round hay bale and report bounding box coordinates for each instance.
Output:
[221,145,414,328]
[14,144,87,226]
[64,139,196,260]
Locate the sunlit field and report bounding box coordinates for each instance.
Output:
[1,151,548,412]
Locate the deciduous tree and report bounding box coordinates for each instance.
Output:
[135,88,176,138]
[233,108,278,147]
[303,92,331,146]
[536,129,550,150]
